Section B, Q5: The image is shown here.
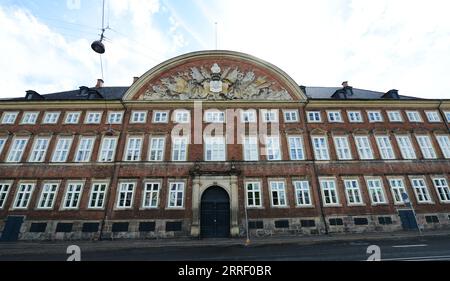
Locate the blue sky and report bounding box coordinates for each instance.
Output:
[1,0,450,99]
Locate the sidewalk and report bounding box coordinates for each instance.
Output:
[0,229,449,256]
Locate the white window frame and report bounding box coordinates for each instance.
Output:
[388,178,407,205]
[283,110,299,123]
[410,177,432,204]
[37,182,59,210]
[204,136,226,161]
[64,112,81,124]
[98,137,118,162]
[294,180,312,207]
[116,182,136,209]
[444,111,450,122]
[319,178,339,206]
[107,111,124,125]
[51,137,73,163]
[243,136,259,161]
[241,110,257,123]
[173,110,190,124]
[142,181,161,209]
[288,136,305,160]
[312,136,330,160]
[88,182,108,209]
[20,112,39,125]
[333,136,352,160]
[432,177,450,203]
[13,182,35,210]
[28,137,50,163]
[0,182,12,209]
[265,136,281,161]
[74,136,95,162]
[269,181,287,207]
[406,111,423,123]
[0,137,6,156]
[171,136,188,161]
[416,135,437,159]
[6,137,29,163]
[396,135,417,160]
[366,178,387,205]
[62,181,84,210]
[344,179,364,206]
[130,111,147,124]
[425,111,441,123]
[85,112,103,124]
[167,182,185,209]
[367,111,383,123]
[307,111,322,123]
[42,112,61,124]
[375,136,396,160]
[1,112,18,124]
[261,109,278,123]
[327,111,343,123]
[387,111,403,122]
[149,137,165,161]
[245,181,262,208]
[347,111,363,123]
[204,110,225,123]
[124,136,143,162]
[153,111,169,123]
[436,135,450,159]
[355,136,374,160]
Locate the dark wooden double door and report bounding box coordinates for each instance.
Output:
[200,187,230,238]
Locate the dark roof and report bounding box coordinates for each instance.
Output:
[3,87,129,101]
[304,86,420,100]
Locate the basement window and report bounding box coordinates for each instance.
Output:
[55,223,73,233]
[248,221,264,229]
[301,220,316,228]
[329,218,344,226]
[112,222,129,232]
[82,223,100,233]
[139,222,156,232]
[425,215,439,224]
[275,220,290,229]
[166,221,182,232]
[354,218,369,225]
[29,223,47,233]
[378,217,393,225]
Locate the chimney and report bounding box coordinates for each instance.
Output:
[342,81,349,88]
[133,77,140,84]
[95,79,104,88]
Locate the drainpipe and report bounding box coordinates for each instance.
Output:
[301,100,329,235]
[438,100,450,133]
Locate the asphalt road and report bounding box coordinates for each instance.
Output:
[1,235,450,261]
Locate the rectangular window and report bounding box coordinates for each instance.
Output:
[131,111,147,124]
[7,138,29,163]
[284,110,299,122]
[436,135,450,158]
[333,136,352,160]
[389,178,407,204]
[205,111,225,123]
[63,182,84,209]
[172,137,188,161]
[294,181,312,206]
[0,182,11,209]
[366,178,387,204]
[243,136,259,161]
[107,112,123,124]
[261,110,278,123]
[142,182,160,208]
[444,112,450,122]
[376,136,396,160]
[387,111,403,122]
[411,178,432,203]
[42,112,60,124]
[288,136,304,160]
[320,179,339,205]
[368,111,383,122]
[13,183,35,209]
[396,135,417,159]
[344,179,363,205]
[327,111,342,123]
[51,137,73,162]
[149,137,165,161]
[28,138,50,162]
[21,112,39,125]
[416,135,437,159]
[153,111,169,123]
[426,111,441,123]
[116,182,135,209]
[246,182,262,208]
[270,181,287,207]
[307,111,321,122]
[355,136,374,160]
[312,136,330,160]
[265,136,281,160]
[205,137,226,161]
[88,182,108,209]
[85,112,102,124]
[433,178,450,203]
[98,137,117,162]
[241,110,256,123]
[64,112,80,124]
[37,182,59,209]
[174,110,190,123]
[406,111,423,122]
[1,112,18,124]
[168,182,185,208]
[125,137,143,161]
[0,138,6,155]
[347,111,363,123]
[74,137,95,162]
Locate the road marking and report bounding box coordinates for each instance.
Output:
[381,255,450,261]
[392,244,428,248]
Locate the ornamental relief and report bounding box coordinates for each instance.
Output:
[141,63,293,101]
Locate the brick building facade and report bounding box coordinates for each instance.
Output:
[1,50,450,241]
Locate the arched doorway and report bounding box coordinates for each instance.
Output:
[200,186,230,238]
